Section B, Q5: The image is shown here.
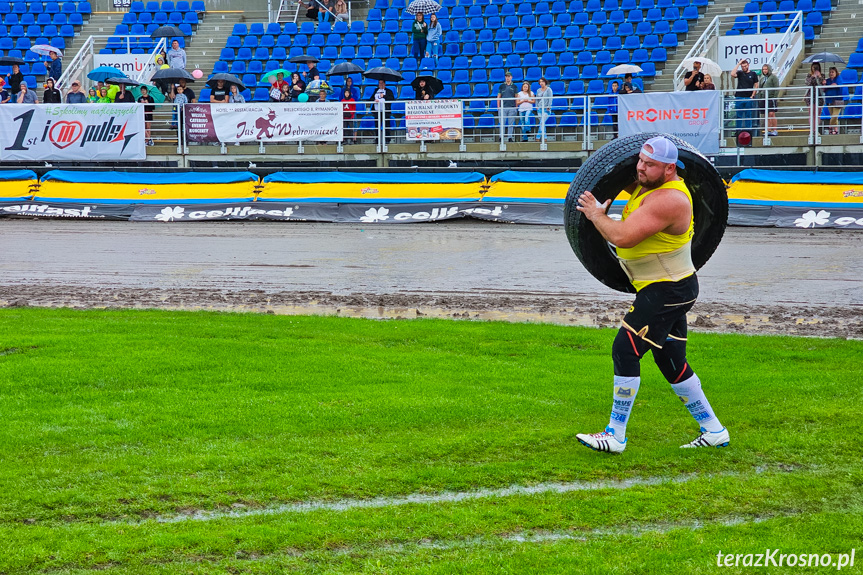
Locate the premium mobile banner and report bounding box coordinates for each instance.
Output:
[184,103,343,144]
[404,99,463,141]
[618,91,721,154]
[0,104,146,161]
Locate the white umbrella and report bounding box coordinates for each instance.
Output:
[680,57,721,79]
[30,44,64,57]
[607,64,642,76]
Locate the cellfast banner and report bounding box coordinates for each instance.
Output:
[184,103,343,144]
[0,104,146,161]
[618,91,720,154]
[404,100,463,140]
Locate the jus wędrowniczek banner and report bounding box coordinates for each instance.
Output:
[184,102,343,144]
[0,104,146,161]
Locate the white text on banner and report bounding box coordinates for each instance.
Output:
[618,91,720,154]
[404,100,463,141]
[0,104,146,161]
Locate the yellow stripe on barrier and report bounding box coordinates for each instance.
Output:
[0,180,37,200]
[258,181,483,201]
[35,181,259,202]
[728,181,863,203]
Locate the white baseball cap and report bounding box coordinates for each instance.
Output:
[641,136,684,169]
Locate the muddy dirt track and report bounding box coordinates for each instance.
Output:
[1,221,861,338]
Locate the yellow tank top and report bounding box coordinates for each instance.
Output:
[616,179,695,290]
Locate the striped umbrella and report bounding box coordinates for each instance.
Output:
[406,0,442,15]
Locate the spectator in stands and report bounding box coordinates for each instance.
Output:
[824,66,843,135]
[16,81,38,104]
[684,61,703,92]
[289,72,305,100]
[759,64,779,137]
[138,86,155,146]
[317,89,327,102]
[65,81,87,104]
[7,63,23,96]
[42,78,62,103]
[343,76,359,101]
[426,14,442,60]
[176,79,195,102]
[87,88,99,102]
[172,84,189,106]
[46,51,62,82]
[415,78,435,100]
[318,0,333,23]
[497,71,517,142]
[340,86,357,143]
[210,79,229,103]
[305,0,318,20]
[229,84,245,103]
[701,74,715,90]
[280,83,292,102]
[0,79,9,104]
[516,81,535,142]
[536,77,552,141]
[731,58,758,136]
[156,55,168,70]
[115,83,135,103]
[608,80,620,135]
[411,13,428,62]
[334,0,348,21]
[374,79,394,136]
[97,86,112,103]
[168,40,187,70]
[302,62,320,83]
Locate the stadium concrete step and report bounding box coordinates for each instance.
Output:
[649,0,752,92]
[183,11,244,81]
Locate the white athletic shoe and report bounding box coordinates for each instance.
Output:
[680,427,730,449]
[577,426,627,454]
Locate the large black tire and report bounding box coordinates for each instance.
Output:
[563,133,728,294]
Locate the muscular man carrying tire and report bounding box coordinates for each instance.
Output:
[573,136,729,454]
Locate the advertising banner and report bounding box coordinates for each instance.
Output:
[0,201,133,220]
[618,91,720,154]
[717,33,799,71]
[94,53,159,80]
[0,104,146,161]
[184,103,343,144]
[404,99,463,140]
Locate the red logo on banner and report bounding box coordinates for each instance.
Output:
[48,121,83,149]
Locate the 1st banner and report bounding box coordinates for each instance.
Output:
[0,104,146,161]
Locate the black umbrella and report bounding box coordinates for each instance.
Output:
[363,66,402,83]
[151,67,195,82]
[105,76,141,86]
[329,61,364,76]
[803,52,845,64]
[289,54,319,64]
[411,75,443,94]
[207,72,245,91]
[0,55,25,65]
[151,24,188,38]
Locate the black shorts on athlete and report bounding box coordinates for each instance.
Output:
[621,274,699,349]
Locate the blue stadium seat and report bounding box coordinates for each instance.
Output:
[649,47,666,62]
[631,48,648,63]
[606,36,622,50]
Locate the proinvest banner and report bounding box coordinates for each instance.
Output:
[0,104,146,161]
[618,90,720,154]
[184,103,343,144]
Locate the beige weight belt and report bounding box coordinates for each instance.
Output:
[618,242,696,283]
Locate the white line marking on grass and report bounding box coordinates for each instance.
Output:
[151,472,735,524]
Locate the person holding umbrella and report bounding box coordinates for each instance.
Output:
[411,13,428,62]
[114,83,135,103]
[415,78,435,100]
[42,78,61,103]
[46,51,62,81]
[210,79,229,103]
[302,61,320,83]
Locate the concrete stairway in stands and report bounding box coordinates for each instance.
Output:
[650,0,751,92]
[183,11,245,80]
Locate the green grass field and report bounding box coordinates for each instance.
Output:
[1,308,861,574]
